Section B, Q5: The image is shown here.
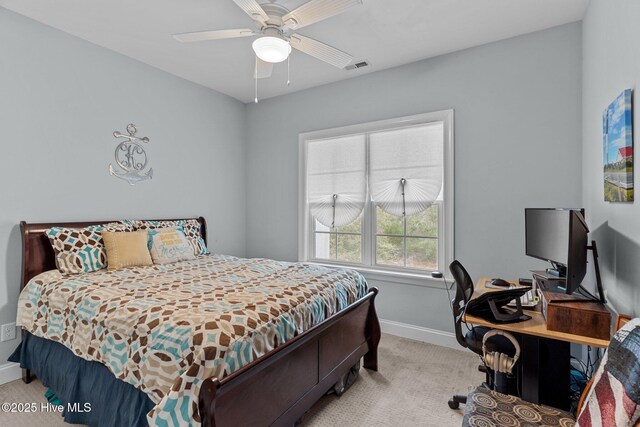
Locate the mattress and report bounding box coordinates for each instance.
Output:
[17,254,368,426]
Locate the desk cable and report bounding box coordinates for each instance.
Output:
[431,271,453,311]
[585,345,601,378]
[432,272,473,333]
[431,271,471,331]
[577,286,601,303]
[570,347,600,409]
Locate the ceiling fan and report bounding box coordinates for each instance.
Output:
[173,0,362,83]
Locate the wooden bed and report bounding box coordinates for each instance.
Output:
[19,217,381,427]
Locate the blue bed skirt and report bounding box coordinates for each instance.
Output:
[9,332,154,426]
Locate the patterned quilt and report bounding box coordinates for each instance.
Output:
[17,254,368,426]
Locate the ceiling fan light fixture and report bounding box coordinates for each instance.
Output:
[252,36,291,63]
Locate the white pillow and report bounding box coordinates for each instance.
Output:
[148,227,196,265]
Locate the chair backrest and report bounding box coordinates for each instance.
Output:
[449,260,475,349]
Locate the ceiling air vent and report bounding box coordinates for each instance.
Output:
[345,60,370,70]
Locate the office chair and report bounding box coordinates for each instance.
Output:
[447,260,516,409]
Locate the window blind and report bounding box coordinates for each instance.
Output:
[306,135,366,228]
[369,123,443,217]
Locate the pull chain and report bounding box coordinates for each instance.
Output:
[287,55,291,86]
[331,194,338,228]
[400,178,407,216]
[254,57,258,103]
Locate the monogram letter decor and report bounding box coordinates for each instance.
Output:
[109,124,153,185]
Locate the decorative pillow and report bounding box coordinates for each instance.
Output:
[577,318,640,427]
[133,219,207,255]
[45,221,133,274]
[102,230,153,271]
[147,227,195,265]
[119,219,136,230]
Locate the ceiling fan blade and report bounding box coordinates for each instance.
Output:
[254,58,274,79]
[232,0,270,25]
[290,33,353,69]
[282,0,362,30]
[173,29,256,42]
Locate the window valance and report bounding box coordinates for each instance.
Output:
[369,124,443,217]
[306,135,366,228]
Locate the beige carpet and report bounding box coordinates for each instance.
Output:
[0,334,481,426]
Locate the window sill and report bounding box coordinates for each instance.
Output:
[304,261,449,289]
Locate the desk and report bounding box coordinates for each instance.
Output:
[464,278,610,410]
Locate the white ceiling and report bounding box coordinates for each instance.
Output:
[1,0,588,103]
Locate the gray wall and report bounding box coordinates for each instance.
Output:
[582,0,640,316]
[0,8,589,367]
[245,23,583,332]
[0,9,247,363]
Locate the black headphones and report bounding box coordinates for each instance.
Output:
[482,330,520,375]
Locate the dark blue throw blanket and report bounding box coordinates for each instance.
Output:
[9,332,154,427]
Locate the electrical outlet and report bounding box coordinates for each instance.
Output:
[1,323,16,342]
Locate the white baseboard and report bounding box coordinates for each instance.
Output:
[0,362,21,385]
[380,318,460,351]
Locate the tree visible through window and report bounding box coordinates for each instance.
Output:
[314,216,362,263]
[376,205,438,270]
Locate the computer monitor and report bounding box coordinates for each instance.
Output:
[525,208,588,295]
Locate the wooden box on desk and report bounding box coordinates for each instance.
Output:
[540,291,611,340]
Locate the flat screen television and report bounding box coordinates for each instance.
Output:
[525,208,588,295]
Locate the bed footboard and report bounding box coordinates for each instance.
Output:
[199,287,380,427]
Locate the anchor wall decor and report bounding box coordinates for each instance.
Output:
[109,124,153,185]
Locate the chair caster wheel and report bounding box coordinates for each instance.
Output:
[448,399,460,409]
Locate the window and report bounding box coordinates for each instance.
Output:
[299,111,454,276]
[375,205,439,270]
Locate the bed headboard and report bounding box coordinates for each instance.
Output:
[20,217,207,291]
